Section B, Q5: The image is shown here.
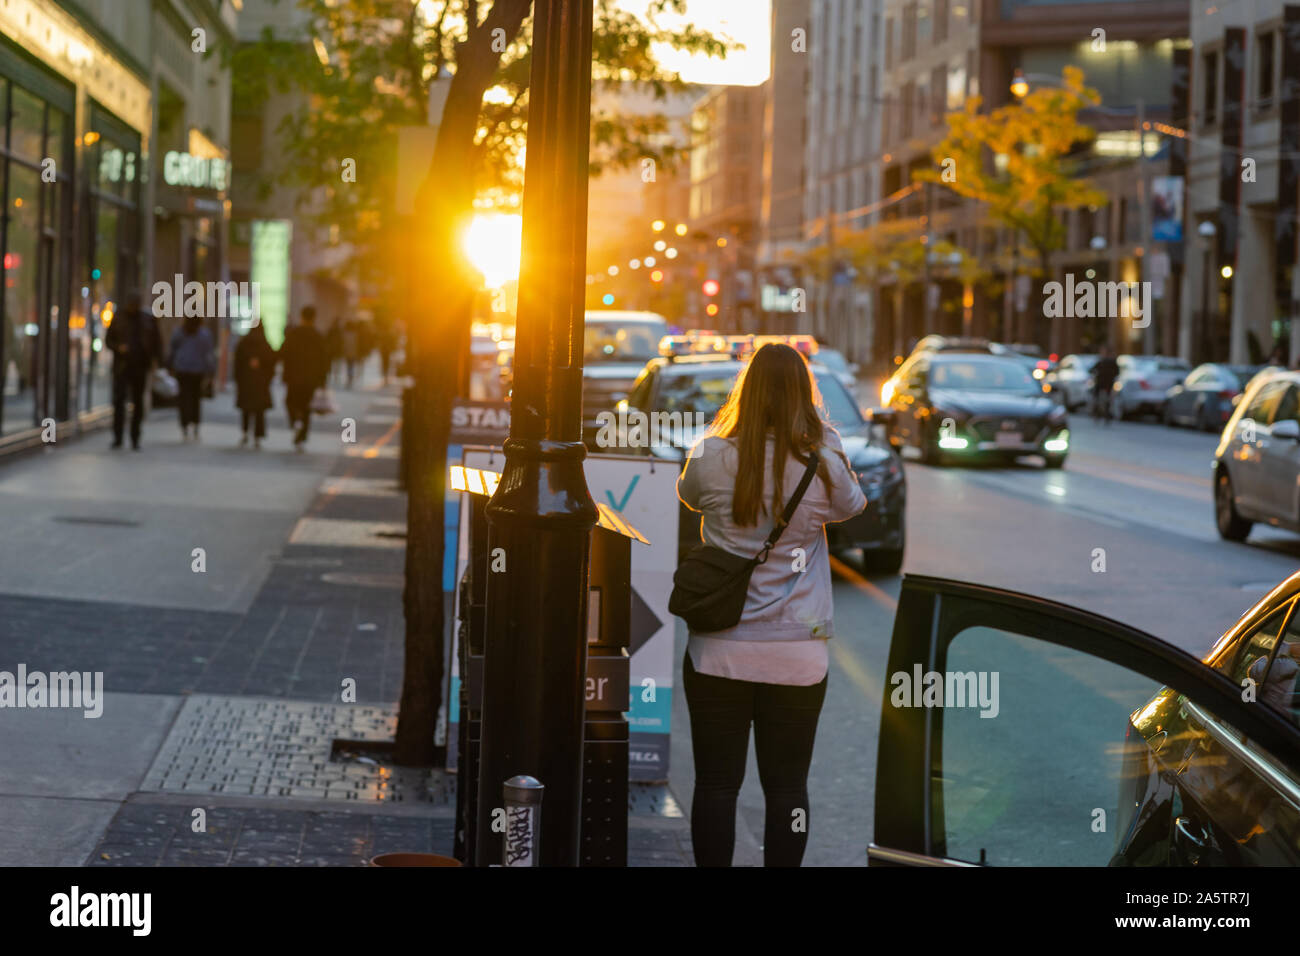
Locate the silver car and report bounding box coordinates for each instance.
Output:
[1214,369,1300,541]
[1111,355,1191,420]
[1045,353,1099,411]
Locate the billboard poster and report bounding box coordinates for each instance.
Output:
[1151,175,1184,244]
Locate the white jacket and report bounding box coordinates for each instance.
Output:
[676,427,866,641]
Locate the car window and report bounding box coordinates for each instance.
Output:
[930,360,1035,391]
[936,626,1162,865]
[583,321,665,364]
[815,372,863,427]
[1245,381,1288,424]
[626,367,655,411]
[656,370,736,419]
[1223,603,1300,729]
[1273,386,1300,425]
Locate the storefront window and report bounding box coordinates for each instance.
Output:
[0,73,71,436]
[4,165,39,432]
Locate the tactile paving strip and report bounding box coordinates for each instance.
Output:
[140,695,450,804]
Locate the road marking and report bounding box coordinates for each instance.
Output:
[829,555,897,610]
[361,419,402,459]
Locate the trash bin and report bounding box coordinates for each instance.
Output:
[368,852,462,867]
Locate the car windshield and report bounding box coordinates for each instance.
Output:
[655,367,861,428]
[930,359,1037,391]
[658,369,738,417]
[816,372,863,427]
[816,349,848,373]
[583,321,666,363]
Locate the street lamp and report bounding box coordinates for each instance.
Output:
[476,0,599,868]
[1010,69,1030,99]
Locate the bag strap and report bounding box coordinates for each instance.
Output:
[754,449,819,565]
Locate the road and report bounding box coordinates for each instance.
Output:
[677,413,1300,866]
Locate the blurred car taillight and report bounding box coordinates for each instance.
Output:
[1138,379,1150,390]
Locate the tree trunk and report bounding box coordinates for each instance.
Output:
[391,0,532,766]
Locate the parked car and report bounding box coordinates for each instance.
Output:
[1213,369,1300,541]
[1110,355,1191,420]
[1043,353,1099,411]
[580,310,669,443]
[870,572,1300,866]
[619,353,906,571]
[1163,362,1263,432]
[881,351,1069,467]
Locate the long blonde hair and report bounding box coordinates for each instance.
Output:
[709,343,832,527]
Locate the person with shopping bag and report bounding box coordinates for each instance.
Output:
[279,305,329,451]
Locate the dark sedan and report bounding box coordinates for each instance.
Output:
[881,352,1069,468]
[869,572,1300,866]
[1163,362,1264,432]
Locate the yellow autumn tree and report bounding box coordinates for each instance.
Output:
[918,65,1105,348]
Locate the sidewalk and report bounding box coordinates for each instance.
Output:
[0,360,694,866]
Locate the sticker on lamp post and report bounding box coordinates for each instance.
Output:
[503,775,543,867]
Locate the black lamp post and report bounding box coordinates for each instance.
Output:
[474,0,599,867]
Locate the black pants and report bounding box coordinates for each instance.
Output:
[682,650,827,867]
[286,385,313,443]
[241,409,266,439]
[1091,387,1112,423]
[111,369,147,445]
[176,372,203,428]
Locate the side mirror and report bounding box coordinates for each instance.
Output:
[1272,419,1300,441]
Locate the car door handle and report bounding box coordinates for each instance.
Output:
[1174,815,1208,849]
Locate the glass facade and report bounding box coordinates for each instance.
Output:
[0,74,72,436]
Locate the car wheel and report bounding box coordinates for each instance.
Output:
[1215,470,1253,542]
[919,423,941,465]
[862,516,905,575]
[1044,453,1067,469]
[1199,407,1216,433]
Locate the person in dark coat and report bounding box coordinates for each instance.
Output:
[234,321,277,449]
[280,305,328,451]
[104,291,163,450]
[1091,344,1121,425]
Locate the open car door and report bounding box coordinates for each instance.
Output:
[869,575,1300,866]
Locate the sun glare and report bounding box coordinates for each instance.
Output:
[463,214,523,288]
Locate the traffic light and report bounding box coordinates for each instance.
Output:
[705,303,719,317]
[702,279,719,297]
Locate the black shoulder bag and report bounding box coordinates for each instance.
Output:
[669,450,820,633]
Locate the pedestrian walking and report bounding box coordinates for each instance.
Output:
[375,313,397,385]
[280,305,329,451]
[1092,344,1120,425]
[168,315,216,441]
[674,343,867,867]
[342,319,360,389]
[234,321,277,449]
[324,319,344,387]
[104,291,163,450]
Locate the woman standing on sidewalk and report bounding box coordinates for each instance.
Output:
[168,315,216,441]
[676,343,867,867]
[234,321,276,449]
